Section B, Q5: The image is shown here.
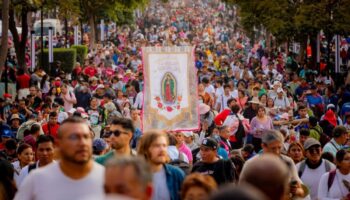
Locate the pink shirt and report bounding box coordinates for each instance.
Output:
[179,142,193,162]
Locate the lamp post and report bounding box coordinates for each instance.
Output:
[31,30,35,72]
[48,27,53,73]
[40,2,44,69]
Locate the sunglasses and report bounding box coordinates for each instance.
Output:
[109,130,129,137]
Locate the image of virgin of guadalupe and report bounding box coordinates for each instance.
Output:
[161,72,177,104]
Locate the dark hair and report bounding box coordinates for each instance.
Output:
[332,126,347,138]
[242,144,255,155]
[49,111,58,118]
[42,103,51,110]
[227,98,236,106]
[202,77,209,84]
[111,118,135,134]
[216,80,223,85]
[298,105,307,111]
[230,155,245,176]
[309,116,318,127]
[299,128,310,136]
[322,152,335,163]
[336,149,350,165]
[30,124,41,135]
[5,139,17,151]
[223,84,230,89]
[0,158,17,200]
[17,143,32,155]
[231,104,240,114]
[36,135,54,148]
[167,133,178,146]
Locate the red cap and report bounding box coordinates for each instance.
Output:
[3,93,12,98]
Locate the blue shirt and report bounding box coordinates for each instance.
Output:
[306,94,323,106]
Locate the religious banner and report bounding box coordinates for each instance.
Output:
[142,46,199,131]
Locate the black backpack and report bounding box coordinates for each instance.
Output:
[169,152,191,175]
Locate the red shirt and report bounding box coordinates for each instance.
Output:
[83,66,98,77]
[42,123,60,140]
[214,108,231,126]
[16,74,31,89]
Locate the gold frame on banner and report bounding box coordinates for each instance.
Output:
[142,46,199,131]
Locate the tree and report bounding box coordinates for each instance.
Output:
[8,0,39,70]
[80,0,149,49]
[0,0,10,70]
[226,0,350,69]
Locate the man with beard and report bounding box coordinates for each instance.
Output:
[95,118,136,165]
[138,130,185,200]
[14,117,105,200]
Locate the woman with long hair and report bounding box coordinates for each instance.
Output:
[12,143,34,186]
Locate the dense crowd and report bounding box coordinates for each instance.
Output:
[1,0,350,200]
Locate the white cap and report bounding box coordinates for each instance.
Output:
[182,131,194,137]
[277,87,284,93]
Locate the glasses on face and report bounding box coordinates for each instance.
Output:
[109,130,129,137]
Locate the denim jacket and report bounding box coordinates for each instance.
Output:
[164,164,185,200]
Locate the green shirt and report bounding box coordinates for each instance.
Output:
[309,125,322,141]
[95,149,137,165]
[95,151,114,165]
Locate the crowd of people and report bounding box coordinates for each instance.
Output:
[1,0,350,199]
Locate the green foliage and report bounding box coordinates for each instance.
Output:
[71,45,88,64]
[39,48,77,74]
[229,0,350,44]
[82,0,149,24]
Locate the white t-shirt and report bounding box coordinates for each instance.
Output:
[274,96,290,110]
[218,93,234,112]
[14,162,105,200]
[318,169,350,200]
[230,89,238,99]
[205,85,215,96]
[296,160,336,200]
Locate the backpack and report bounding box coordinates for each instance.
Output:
[311,127,330,147]
[169,152,191,175]
[327,170,337,191]
[298,159,332,178]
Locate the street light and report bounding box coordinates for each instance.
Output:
[40,1,44,69]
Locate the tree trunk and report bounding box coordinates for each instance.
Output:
[310,33,318,70]
[64,17,68,47]
[298,35,307,65]
[0,0,10,72]
[88,15,95,50]
[9,6,29,71]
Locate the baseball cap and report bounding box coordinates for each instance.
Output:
[326,104,336,110]
[182,131,194,137]
[277,87,284,93]
[304,138,321,150]
[1,129,13,138]
[201,138,218,150]
[93,138,107,152]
